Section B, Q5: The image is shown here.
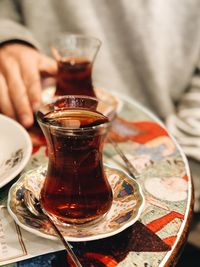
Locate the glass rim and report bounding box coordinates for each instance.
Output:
[51,33,102,49]
[36,95,115,132]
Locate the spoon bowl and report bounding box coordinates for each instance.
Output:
[23,190,44,217]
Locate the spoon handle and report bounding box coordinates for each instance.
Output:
[108,136,139,179]
[45,214,82,267]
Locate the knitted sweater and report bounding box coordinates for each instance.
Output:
[1,0,200,119]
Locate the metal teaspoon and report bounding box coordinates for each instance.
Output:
[23,189,82,267]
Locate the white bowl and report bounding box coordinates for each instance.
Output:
[0,114,32,188]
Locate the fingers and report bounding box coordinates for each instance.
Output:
[39,54,57,75]
[0,43,57,128]
[4,61,34,128]
[39,55,57,89]
[20,61,42,112]
[20,53,56,113]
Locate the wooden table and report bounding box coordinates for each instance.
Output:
[1,93,193,267]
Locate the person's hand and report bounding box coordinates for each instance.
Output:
[0,43,57,128]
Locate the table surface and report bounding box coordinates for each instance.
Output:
[0,92,193,267]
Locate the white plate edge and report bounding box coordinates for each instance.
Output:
[0,114,32,188]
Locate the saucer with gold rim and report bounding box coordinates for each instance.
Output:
[7,164,144,242]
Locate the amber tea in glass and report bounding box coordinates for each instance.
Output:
[37,96,115,225]
[51,34,101,97]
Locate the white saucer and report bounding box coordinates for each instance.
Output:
[7,164,144,242]
[0,115,32,188]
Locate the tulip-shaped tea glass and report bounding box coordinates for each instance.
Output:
[51,34,101,97]
[37,95,116,225]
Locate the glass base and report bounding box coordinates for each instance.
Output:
[43,208,109,228]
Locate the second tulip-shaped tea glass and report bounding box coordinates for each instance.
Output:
[37,95,116,225]
[51,34,101,97]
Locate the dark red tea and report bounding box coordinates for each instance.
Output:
[55,58,96,97]
[39,108,113,224]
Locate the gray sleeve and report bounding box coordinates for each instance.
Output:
[0,0,41,49]
[166,66,200,161]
